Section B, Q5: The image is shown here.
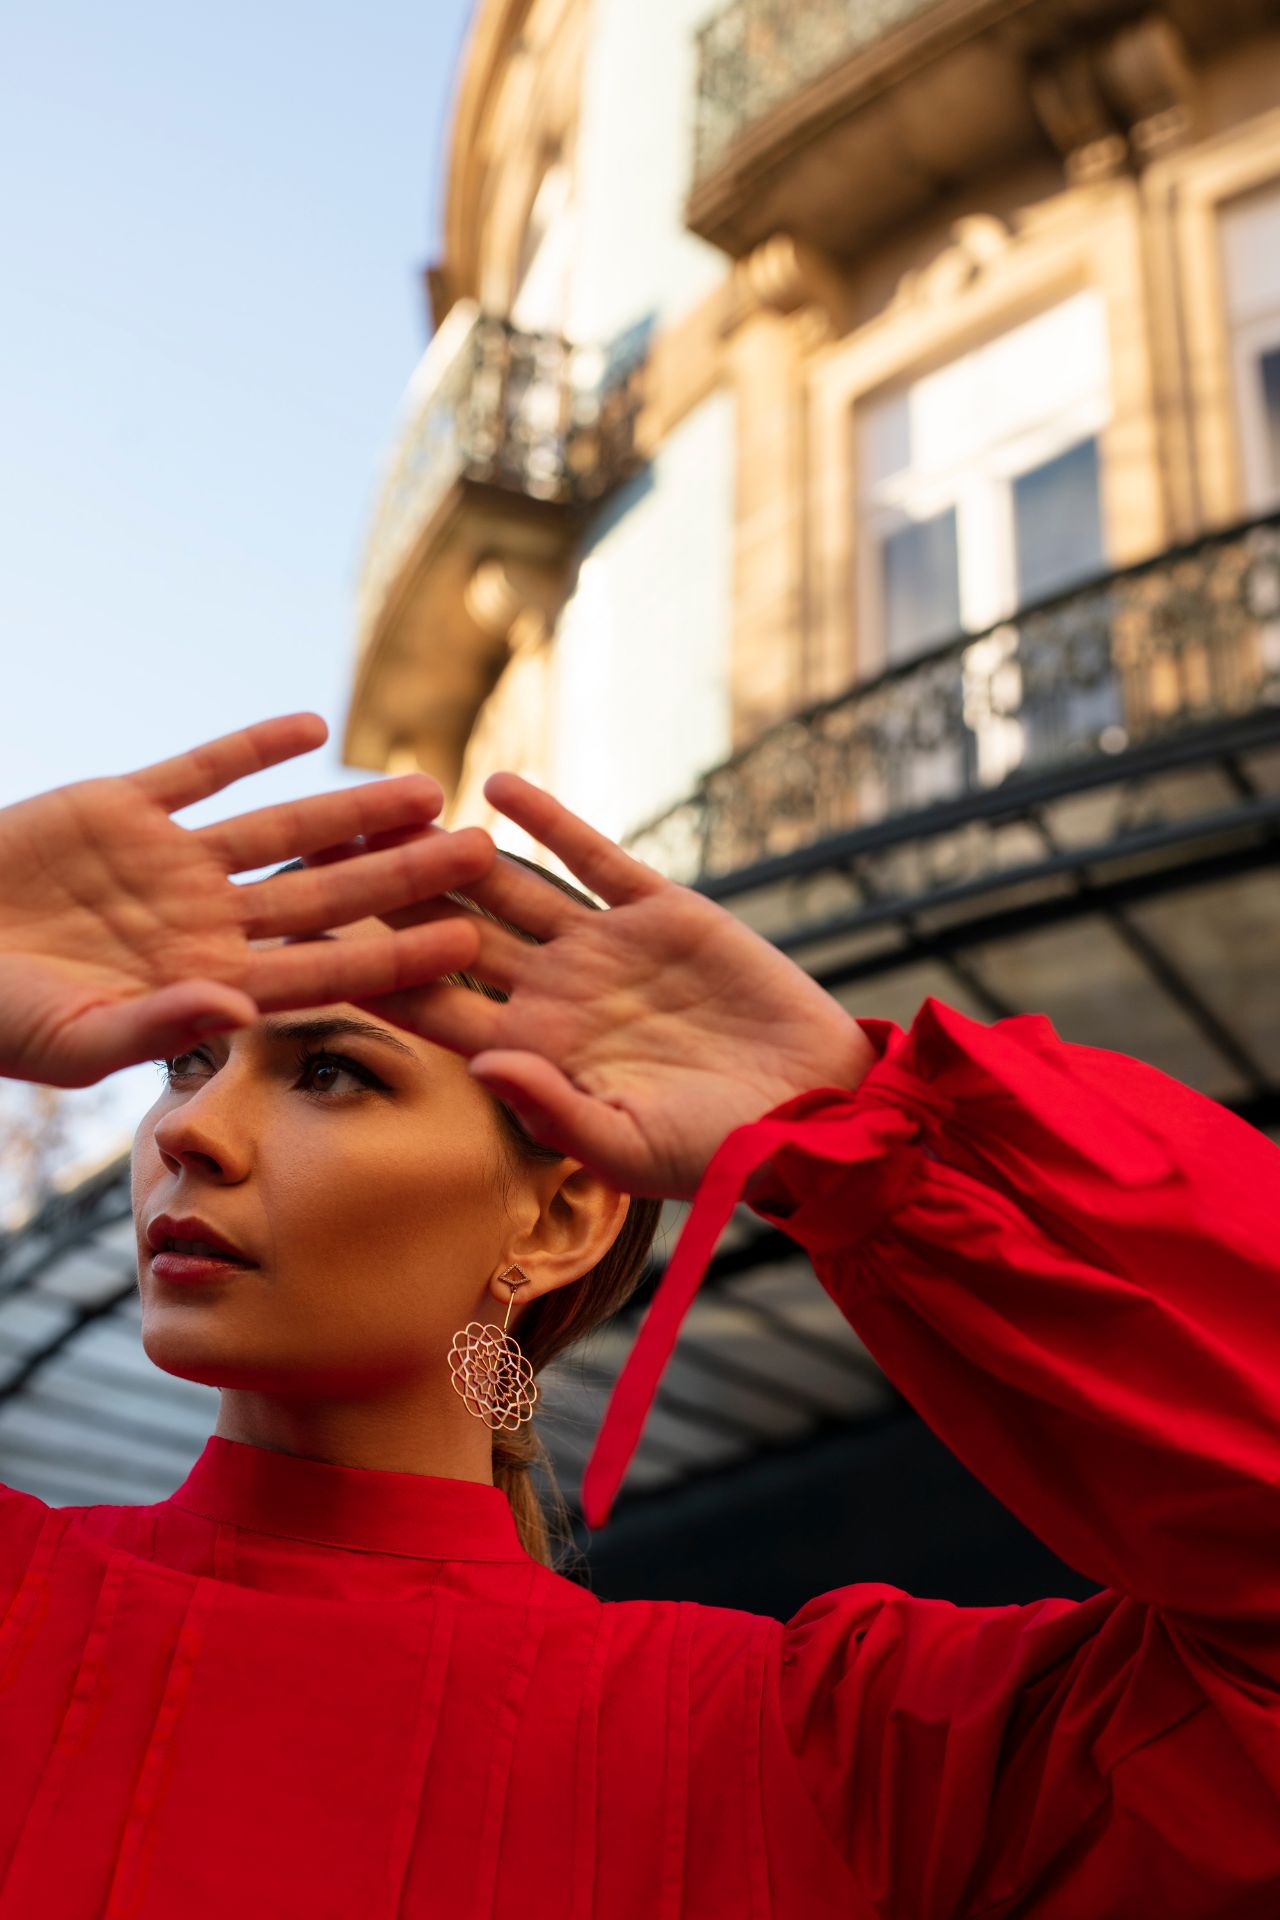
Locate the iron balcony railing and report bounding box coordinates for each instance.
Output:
[692,0,947,178]
[625,512,1280,883]
[357,300,644,645]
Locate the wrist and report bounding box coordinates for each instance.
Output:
[740,1018,877,1209]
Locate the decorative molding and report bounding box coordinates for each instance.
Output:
[463,556,561,645]
[1029,51,1126,179]
[735,232,845,335]
[1030,14,1197,183]
[1100,16,1197,157]
[889,215,1015,311]
[737,232,808,313]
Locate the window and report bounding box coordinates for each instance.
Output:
[1013,438,1104,605]
[856,291,1116,793]
[881,508,960,659]
[1221,183,1280,509]
[1262,348,1280,493]
[857,292,1110,652]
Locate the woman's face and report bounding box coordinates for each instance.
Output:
[131,953,523,1404]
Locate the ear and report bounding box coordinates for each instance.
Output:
[490,1159,631,1318]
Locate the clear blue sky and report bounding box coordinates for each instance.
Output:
[0,0,476,1181]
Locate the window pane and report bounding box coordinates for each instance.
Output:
[1013,437,1103,605]
[1261,348,1280,488]
[880,509,961,662]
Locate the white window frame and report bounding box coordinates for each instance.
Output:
[853,294,1115,796]
[1232,314,1280,511]
[1220,181,1280,513]
[856,295,1112,664]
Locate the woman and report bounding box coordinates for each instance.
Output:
[0,714,1277,1918]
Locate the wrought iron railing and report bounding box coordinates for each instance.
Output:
[625,513,1280,883]
[693,0,947,178]
[358,301,644,645]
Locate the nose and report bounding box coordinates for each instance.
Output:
[150,1071,253,1184]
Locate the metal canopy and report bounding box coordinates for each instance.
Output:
[703,709,1280,1132]
[2,696,1276,1530]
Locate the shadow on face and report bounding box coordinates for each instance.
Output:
[130,917,520,1399]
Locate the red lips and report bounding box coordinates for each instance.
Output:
[145,1214,255,1265]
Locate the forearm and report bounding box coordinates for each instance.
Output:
[749,999,1280,1665]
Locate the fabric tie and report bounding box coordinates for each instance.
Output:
[580,1110,813,1530]
[580,997,1176,1530]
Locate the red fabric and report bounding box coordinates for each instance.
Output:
[1,994,1277,1916]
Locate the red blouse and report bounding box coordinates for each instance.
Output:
[1,997,1277,1918]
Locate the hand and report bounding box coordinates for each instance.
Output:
[0,713,495,1087]
[357,773,876,1199]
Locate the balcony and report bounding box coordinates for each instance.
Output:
[693,0,944,179]
[626,514,1280,1153]
[627,512,1280,882]
[686,0,1274,262]
[345,300,643,788]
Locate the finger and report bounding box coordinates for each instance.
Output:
[351,979,505,1056]
[468,1050,637,1172]
[301,817,455,872]
[308,833,587,942]
[311,832,586,943]
[56,981,258,1085]
[365,909,534,993]
[130,713,329,813]
[197,773,444,874]
[452,919,534,993]
[457,851,591,939]
[243,919,485,1012]
[482,773,666,908]
[293,840,355,868]
[239,828,496,939]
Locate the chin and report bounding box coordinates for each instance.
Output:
[139,1314,264,1392]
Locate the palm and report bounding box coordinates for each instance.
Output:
[364,776,874,1198]
[488,895,845,1192]
[0,715,494,1087]
[3,779,266,1029]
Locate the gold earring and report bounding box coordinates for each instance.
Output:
[448,1265,539,1432]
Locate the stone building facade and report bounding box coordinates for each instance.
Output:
[345,0,1280,873]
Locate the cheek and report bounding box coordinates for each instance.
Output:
[252,1116,510,1371]
[269,1111,507,1285]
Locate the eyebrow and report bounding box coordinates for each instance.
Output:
[256,1016,420,1061]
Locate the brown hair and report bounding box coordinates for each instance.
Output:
[440,854,663,1573]
[275,852,663,1573]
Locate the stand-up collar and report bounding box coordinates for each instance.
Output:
[167,1435,528,1562]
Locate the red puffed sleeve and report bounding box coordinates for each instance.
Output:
[584,996,1280,1918]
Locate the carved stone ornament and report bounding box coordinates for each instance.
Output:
[1029,14,1196,178]
[464,556,561,647]
[890,215,1014,310]
[736,232,844,340]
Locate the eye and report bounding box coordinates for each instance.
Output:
[154,1048,385,1098]
[157,1050,211,1084]
[294,1049,385,1097]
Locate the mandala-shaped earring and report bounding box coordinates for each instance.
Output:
[449,1265,539,1432]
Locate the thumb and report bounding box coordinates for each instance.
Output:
[469,1051,635,1179]
[59,981,258,1084]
